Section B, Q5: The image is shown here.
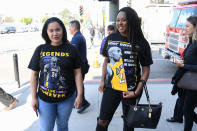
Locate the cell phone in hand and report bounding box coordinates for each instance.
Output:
[176,59,183,64]
[35,109,38,117]
[173,59,183,64]
[34,107,38,117]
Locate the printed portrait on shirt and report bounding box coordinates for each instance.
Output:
[106,46,128,91]
[43,56,68,90]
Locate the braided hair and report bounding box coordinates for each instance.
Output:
[118,7,145,51]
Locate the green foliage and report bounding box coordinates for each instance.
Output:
[42,16,49,23]
[59,8,72,26]
[20,17,33,25]
[20,18,24,23]
[61,19,70,26]
[24,17,32,25]
[59,9,70,19]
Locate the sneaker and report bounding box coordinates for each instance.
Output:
[3,99,19,111]
[77,102,90,113]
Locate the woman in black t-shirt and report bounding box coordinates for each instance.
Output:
[28,17,83,131]
[96,7,153,131]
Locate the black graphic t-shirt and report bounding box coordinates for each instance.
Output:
[28,43,82,103]
[102,32,153,91]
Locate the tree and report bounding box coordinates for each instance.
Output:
[5,16,14,23]
[61,19,70,25]
[20,18,23,23]
[59,9,70,19]
[42,16,49,23]
[20,17,33,25]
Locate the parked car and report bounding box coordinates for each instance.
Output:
[16,26,28,33]
[7,26,16,33]
[0,25,9,34]
[30,26,39,32]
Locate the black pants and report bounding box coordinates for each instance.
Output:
[173,92,184,120]
[183,90,197,131]
[96,88,141,131]
[0,87,15,106]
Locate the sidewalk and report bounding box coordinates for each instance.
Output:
[1,80,197,131]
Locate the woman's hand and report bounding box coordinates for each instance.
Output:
[31,97,38,117]
[98,81,105,93]
[174,59,184,68]
[98,57,108,93]
[73,68,83,109]
[30,70,39,117]
[74,95,82,109]
[122,91,136,98]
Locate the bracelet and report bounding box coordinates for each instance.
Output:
[133,91,136,96]
[139,79,146,86]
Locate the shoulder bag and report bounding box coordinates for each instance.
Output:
[177,71,197,90]
[125,84,162,129]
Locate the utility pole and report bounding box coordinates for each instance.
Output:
[98,0,119,27]
[109,0,119,27]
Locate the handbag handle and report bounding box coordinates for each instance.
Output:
[135,83,152,113]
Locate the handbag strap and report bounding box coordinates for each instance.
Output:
[144,84,150,102]
[135,83,152,112]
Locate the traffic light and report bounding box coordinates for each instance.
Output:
[79,5,83,16]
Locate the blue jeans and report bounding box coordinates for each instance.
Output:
[38,92,76,131]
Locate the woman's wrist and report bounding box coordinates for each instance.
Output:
[77,92,83,97]
[139,79,146,86]
[133,91,136,96]
[32,96,37,100]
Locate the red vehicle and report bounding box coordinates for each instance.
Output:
[161,0,197,62]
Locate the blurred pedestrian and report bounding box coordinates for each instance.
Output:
[28,17,83,131]
[96,7,153,131]
[90,25,95,46]
[171,16,197,131]
[69,20,90,113]
[0,87,18,111]
[100,25,115,55]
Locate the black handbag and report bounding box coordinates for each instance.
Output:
[125,84,162,129]
[177,71,197,90]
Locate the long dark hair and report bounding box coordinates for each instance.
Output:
[187,16,197,42]
[118,7,145,51]
[42,17,69,44]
